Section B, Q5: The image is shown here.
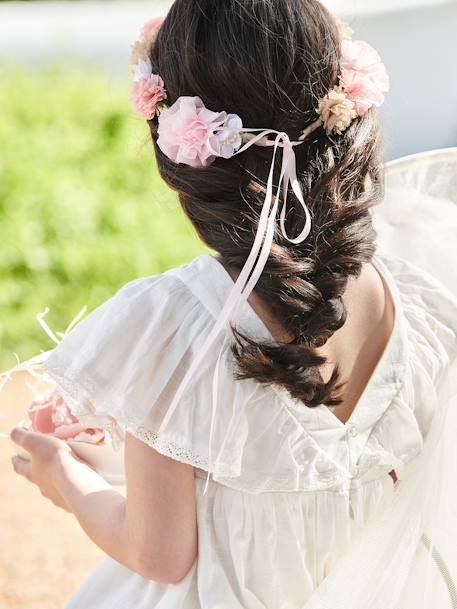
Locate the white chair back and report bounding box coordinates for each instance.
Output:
[375,147,457,295]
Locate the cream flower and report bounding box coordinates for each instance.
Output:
[140,17,165,45]
[317,86,357,135]
[334,15,354,41]
[130,39,149,66]
[130,16,165,68]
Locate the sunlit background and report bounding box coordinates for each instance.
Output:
[1,0,457,372]
[0,1,456,607]
[0,1,207,375]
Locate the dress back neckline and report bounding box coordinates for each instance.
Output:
[195,253,409,437]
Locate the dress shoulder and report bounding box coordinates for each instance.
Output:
[354,254,457,482]
[41,256,288,484]
[378,254,457,376]
[40,253,457,492]
[41,261,224,469]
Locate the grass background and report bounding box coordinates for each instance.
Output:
[0,63,206,372]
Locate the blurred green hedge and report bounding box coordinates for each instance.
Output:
[0,64,206,371]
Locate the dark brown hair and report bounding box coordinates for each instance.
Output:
[148,0,384,408]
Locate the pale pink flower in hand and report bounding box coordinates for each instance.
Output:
[27,389,106,445]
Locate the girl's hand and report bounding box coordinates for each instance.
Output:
[9,427,92,513]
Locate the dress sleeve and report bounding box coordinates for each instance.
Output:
[41,272,236,471]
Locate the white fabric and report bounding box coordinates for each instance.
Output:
[40,247,457,607]
[298,148,457,608]
[23,148,454,608]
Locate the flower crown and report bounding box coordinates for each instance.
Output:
[130,15,389,168]
[129,14,390,495]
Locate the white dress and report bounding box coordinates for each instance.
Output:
[40,249,457,609]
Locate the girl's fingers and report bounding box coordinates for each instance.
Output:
[10,426,36,451]
[10,426,69,457]
[11,455,32,481]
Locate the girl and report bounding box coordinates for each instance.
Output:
[9,1,457,607]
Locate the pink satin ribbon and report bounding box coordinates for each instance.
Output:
[156,130,312,494]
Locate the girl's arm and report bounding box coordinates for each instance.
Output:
[10,427,198,585]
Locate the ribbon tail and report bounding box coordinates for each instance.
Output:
[203,333,226,495]
[156,134,283,436]
[239,134,291,303]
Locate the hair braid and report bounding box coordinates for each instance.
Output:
[150,0,384,408]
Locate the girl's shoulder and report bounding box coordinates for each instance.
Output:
[40,255,240,474]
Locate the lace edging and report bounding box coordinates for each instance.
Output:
[40,356,225,473]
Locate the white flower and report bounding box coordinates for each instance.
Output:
[334,15,354,41]
[216,114,244,159]
[133,58,153,83]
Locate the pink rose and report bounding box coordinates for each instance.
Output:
[27,389,105,445]
[140,16,165,45]
[157,97,243,168]
[340,39,389,116]
[130,60,167,120]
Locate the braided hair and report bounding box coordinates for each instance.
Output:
[148,0,384,408]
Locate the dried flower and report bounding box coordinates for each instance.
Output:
[317,86,357,135]
[334,15,354,41]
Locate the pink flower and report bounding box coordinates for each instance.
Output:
[340,69,385,115]
[341,40,383,77]
[157,97,243,168]
[339,39,389,116]
[130,59,167,120]
[27,389,106,445]
[140,16,165,44]
[130,17,165,68]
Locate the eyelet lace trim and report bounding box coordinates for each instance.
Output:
[123,423,211,470]
[41,352,425,492]
[41,356,235,476]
